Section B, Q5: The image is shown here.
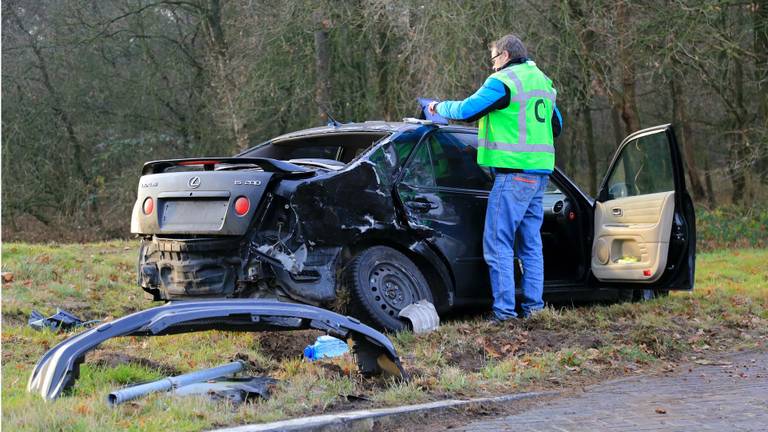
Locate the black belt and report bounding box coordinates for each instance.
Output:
[494,168,524,174]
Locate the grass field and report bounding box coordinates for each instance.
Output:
[2,242,766,431]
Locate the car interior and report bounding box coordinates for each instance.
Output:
[540,178,586,283]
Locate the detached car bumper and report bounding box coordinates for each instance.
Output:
[28,300,405,401]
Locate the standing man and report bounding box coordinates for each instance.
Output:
[428,34,560,322]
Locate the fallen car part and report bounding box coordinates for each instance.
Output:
[173,376,279,405]
[108,361,244,405]
[28,308,99,332]
[28,300,405,401]
[398,300,440,334]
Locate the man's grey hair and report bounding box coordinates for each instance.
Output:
[490,34,528,59]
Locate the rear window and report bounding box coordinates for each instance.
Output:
[240,133,389,164]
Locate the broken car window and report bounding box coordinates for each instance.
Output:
[368,142,400,186]
[400,141,435,188]
[239,133,389,164]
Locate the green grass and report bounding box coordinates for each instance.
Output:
[2,242,767,431]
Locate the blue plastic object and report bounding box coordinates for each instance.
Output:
[304,335,349,361]
[418,98,449,125]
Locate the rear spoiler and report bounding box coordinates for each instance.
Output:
[142,157,313,176]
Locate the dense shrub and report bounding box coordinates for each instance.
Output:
[697,206,768,252]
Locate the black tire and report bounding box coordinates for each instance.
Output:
[343,246,433,331]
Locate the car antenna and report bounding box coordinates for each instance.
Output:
[321,104,342,127]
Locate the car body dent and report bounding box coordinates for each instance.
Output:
[28,300,405,401]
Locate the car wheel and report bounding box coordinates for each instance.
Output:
[343,246,433,331]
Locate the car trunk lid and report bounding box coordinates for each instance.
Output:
[131,158,312,236]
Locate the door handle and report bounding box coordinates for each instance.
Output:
[406,200,438,211]
[611,208,623,217]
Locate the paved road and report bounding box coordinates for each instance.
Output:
[459,350,768,432]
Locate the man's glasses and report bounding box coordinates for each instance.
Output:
[490,52,504,63]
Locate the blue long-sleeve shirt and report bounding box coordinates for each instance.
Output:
[435,76,563,135]
[435,65,562,174]
[436,77,510,122]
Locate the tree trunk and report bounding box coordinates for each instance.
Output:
[703,156,717,208]
[728,58,749,205]
[376,29,393,120]
[670,79,706,201]
[581,107,598,195]
[756,0,768,125]
[314,10,332,124]
[754,0,768,184]
[617,2,641,134]
[203,0,249,150]
[610,104,624,148]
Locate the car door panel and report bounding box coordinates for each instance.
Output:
[592,124,695,289]
[592,191,675,282]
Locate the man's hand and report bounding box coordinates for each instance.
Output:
[428,101,439,115]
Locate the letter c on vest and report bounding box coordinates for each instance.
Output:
[534,99,546,123]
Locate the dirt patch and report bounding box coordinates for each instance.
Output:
[317,362,348,378]
[438,321,611,365]
[445,344,486,372]
[87,351,181,375]
[254,330,324,361]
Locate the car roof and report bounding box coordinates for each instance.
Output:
[270,120,478,142]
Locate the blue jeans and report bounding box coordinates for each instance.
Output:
[483,172,548,320]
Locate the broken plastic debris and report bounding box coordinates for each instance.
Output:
[398,300,440,334]
[28,308,99,331]
[173,376,278,405]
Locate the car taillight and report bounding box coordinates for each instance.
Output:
[234,196,250,216]
[142,197,154,215]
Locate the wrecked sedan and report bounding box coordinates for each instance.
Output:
[131,120,696,330]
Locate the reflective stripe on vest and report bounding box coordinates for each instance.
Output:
[477,138,555,153]
[477,61,556,171]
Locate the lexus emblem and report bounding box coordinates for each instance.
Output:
[188,176,201,189]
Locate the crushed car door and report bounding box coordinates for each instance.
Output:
[591,124,695,289]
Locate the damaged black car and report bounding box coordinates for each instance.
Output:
[131,120,696,331]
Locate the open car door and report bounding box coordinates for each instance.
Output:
[591,124,696,290]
